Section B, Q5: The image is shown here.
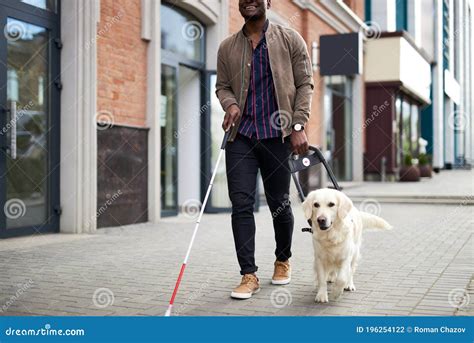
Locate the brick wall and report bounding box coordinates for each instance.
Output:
[97,0,148,128]
[96,0,149,228]
[304,15,336,147]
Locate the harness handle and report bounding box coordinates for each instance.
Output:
[288,145,341,234]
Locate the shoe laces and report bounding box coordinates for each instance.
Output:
[242,274,257,286]
[275,261,289,273]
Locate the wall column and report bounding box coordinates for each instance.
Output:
[142,0,161,223]
[432,0,445,169]
[60,0,100,233]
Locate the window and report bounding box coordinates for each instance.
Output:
[161,4,204,63]
[396,0,407,31]
[395,96,402,166]
[398,94,421,160]
[442,0,450,69]
[21,0,57,12]
[325,76,353,181]
[401,99,411,155]
[410,104,419,154]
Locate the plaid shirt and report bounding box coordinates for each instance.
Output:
[238,20,281,140]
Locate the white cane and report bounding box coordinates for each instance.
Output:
[164,130,231,316]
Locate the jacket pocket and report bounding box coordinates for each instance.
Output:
[303,58,311,77]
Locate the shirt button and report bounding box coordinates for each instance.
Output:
[247,63,251,67]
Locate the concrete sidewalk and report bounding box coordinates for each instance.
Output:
[341,170,474,204]
[0,199,472,316]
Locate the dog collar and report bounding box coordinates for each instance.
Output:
[302,219,313,234]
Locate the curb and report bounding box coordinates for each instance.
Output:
[348,195,474,205]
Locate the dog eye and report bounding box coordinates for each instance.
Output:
[313,202,320,208]
[328,202,335,207]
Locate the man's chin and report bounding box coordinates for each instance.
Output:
[242,12,264,21]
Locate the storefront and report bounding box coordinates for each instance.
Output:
[0,0,372,237]
[160,3,206,216]
[364,32,432,181]
[159,1,230,215]
[319,32,364,184]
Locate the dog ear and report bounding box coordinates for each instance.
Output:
[302,194,313,220]
[337,191,353,221]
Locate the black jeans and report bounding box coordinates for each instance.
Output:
[225,134,294,275]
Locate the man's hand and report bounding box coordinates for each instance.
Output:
[222,104,241,131]
[290,130,309,155]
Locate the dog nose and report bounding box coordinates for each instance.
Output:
[317,217,327,226]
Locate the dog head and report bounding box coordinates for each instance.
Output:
[302,188,353,231]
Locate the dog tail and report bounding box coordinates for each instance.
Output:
[359,212,392,230]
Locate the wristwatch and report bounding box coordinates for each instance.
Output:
[293,123,304,132]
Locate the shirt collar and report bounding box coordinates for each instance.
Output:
[242,19,269,38]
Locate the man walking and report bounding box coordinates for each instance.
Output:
[216,0,314,299]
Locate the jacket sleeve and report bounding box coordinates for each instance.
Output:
[290,30,314,126]
[215,43,239,112]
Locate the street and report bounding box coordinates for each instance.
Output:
[0,170,472,317]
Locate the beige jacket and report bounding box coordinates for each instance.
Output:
[216,21,314,142]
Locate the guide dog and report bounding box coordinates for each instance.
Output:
[302,188,392,303]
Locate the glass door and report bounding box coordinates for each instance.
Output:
[0,2,60,237]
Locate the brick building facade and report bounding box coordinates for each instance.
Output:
[89,0,369,231]
[5,0,469,238]
[0,0,367,237]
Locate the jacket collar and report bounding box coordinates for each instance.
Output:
[240,19,270,38]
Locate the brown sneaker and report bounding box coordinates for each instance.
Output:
[272,260,291,285]
[230,274,260,299]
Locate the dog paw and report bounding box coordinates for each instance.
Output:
[315,292,329,303]
[344,284,356,292]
